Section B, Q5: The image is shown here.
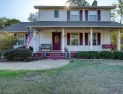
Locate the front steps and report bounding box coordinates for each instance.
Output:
[35,51,65,59]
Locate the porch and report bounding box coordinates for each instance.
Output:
[30,28,121,53]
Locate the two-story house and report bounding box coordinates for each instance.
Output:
[1,1,123,59]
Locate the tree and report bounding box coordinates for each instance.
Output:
[66,0,90,6]
[111,1,123,23]
[111,1,123,50]
[27,12,38,22]
[0,31,17,51]
[0,17,20,29]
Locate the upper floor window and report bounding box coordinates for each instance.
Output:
[70,11,79,21]
[89,11,97,21]
[54,10,59,18]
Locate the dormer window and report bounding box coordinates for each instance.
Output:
[89,11,97,21]
[54,10,59,18]
[70,11,79,21]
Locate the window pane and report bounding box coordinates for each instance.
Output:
[18,35,24,39]
[71,11,79,15]
[71,33,79,45]
[18,40,24,45]
[89,15,96,21]
[54,10,59,18]
[93,33,97,45]
[71,15,79,21]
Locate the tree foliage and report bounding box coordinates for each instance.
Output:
[111,1,123,50]
[66,0,89,6]
[0,31,17,51]
[0,17,20,29]
[111,1,123,23]
[27,12,38,22]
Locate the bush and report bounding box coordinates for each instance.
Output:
[88,51,100,59]
[100,51,114,59]
[18,46,33,52]
[113,51,123,60]
[4,48,32,61]
[77,51,100,59]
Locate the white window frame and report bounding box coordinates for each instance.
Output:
[54,10,59,18]
[70,33,79,46]
[70,11,79,21]
[88,10,97,21]
[88,33,98,45]
[17,34,25,46]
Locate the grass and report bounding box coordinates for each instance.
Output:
[0,59,123,94]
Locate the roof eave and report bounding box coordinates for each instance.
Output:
[34,6,115,9]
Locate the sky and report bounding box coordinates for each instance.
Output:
[0,0,118,22]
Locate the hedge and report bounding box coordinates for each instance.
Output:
[77,51,123,60]
[18,46,33,52]
[113,51,123,60]
[77,51,100,59]
[4,48,32,61]
[100,51,114,59]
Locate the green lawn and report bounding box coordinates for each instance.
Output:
[0,59,123,94]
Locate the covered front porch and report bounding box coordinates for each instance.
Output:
[30,27,121,53]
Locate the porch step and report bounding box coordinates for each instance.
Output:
[47,53,64,56]
[46,56,65,59]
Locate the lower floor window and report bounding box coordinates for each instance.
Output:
[18,34,25,46]
[71,33,79,45]
[87,33,100,45]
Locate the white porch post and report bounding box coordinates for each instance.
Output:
[62,28,65,53]
[33,29,37,53]
[90,28,93,50]
[117,30,121,51]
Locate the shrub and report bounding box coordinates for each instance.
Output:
[113,51,123,60]
[77,51,100,59]
[4,48,32,61]
[18,46,33,52]
[88,51,100,59]
[100,51,114,59]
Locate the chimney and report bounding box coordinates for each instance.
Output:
[92,0,97,6]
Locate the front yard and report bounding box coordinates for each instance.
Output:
[0,60,123,94]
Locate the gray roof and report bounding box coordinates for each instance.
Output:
[34,6,115,9]
[0,21,123,32]
[27,21,123,28]
[0,22,32,32]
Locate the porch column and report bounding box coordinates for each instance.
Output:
[117,30,121,51]
[62,28,65,53]
[33,29,37,53]
[90,28,93,50]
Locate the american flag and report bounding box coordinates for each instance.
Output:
[26,31,33,49]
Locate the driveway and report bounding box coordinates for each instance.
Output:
[0,59,69,70]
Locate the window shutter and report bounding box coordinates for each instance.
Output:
[85,33,88,45]
[85,10,88,21]
[97,33,101,45]
[80,10,83,21]
[97,10,101,21]
[80,33,83,45]
[67,10,70,21]
[67,33,70,45]
[14,34,17,38]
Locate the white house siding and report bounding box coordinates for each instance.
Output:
[35,28,111,52]
[101,10,111,21]
[38,9,67,21]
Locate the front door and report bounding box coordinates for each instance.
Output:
[52,32,61,50]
